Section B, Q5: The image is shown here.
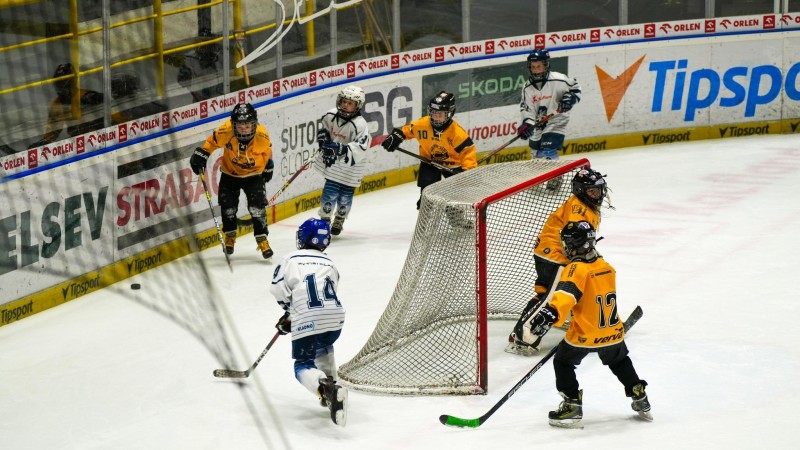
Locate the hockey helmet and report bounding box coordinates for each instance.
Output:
[560,221,597,260]
[526,49,551,82]
[428,91,456,131]
[336,85,365,119]
[297,218,331,251]
[572,168,607,209]
[231,103,258,142]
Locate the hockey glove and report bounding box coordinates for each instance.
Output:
[190,148,209,175]
[275,311,291,335]
[381,128,405,152]
[317,128,332,146]
[321,140,343,156]
[262,159,274,183]
[517,119,536,139]
[559,92,577,112]
[529,305,558,336]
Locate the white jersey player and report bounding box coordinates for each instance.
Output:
[314,85,373,236]
[270,218,347,426]
[517,49,581,159]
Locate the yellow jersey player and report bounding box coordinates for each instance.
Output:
[527,221,651,428]
[381,91,477,209]
[507,168,609,355]
[190,103,275,258]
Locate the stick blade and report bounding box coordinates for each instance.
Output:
[213,368,249,378]
[439,414,481,429]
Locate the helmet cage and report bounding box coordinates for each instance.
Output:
[336,85,365,119]
[231,103,258,142]
[428,91,456,131]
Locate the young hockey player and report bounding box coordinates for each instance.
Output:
[271,218,348,426]
[190,102,275,258]
[527,221,651,428]
[506,168,609,355]
[516,49,581,160]
[381,91,477,209]
[314,85,372,236]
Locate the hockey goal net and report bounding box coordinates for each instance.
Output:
[338,158,591,395]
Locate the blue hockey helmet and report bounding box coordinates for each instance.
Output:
[297,218,331,250]
[526,49,551,82]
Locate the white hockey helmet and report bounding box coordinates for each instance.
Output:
[336,85,365,119]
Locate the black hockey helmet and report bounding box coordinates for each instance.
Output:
[526,49,551,82]
[560,221,597,260]
[53,63,74,100]
[572,168,607,209]
[428,91,456,131]
[231,103,258,142]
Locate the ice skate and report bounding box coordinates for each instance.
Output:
[548,390,583,429]
[319,377,348,426]
[630,382,653,421]
[331,215,345,236]
[223,231,236,255]
[255,234,273,259]
[504,333,539,356]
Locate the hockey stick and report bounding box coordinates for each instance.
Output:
[395,147,456,175]
[236,151,319,226]
[198,173,233,272]
[213,330,282,378]
[477,113,558,165]
[439,305,644,429]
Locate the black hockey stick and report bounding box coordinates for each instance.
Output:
[213,330,282,378]
[439,305,644,429]
[395,147,457,175]
[199,173,233,272]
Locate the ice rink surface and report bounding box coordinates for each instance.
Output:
[3,134,799,449]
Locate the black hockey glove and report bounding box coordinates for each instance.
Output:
[517,119,536,139]
[262,159,274,183]
[381,128,405,152]
[530,305,558,336]
[190,148,209,175]
[559,92,577,112]
[275,311,291,335]
[317,128,332,146]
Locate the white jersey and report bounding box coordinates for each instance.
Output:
[270,249,346,340]
[520,71,581,139]
[313,108,373,187]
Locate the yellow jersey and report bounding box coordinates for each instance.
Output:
[201,119,272,177]
[400,117,477,171]
[534,195,600,265]
[550,256,624,349]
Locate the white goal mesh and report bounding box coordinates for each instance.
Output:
[338,158,590,395]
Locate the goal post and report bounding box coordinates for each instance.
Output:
[338,158,591,395]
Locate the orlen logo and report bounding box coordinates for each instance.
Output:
[534,34,546,48]
[764,15,776,29]
[310,71,317,87]
[548,34,560,45]
[590,29,600,42]
[76,135,85,154]
[118,123,128,143]
[391,54,400,69]
[447,46,459,57]
[161,112,170,129]
[720,19,732,29]
[358,61,368,73]
[435,47,444,62]
[705,19,716,33]
[272,80,281,98]
[485,40,494,55]
[347,62,355,78]
[402,54,411,64]
[604,29,615,39]
[660,23,672,34]
[644,23,656,38]
[282,79,291,91]
[650,58,800,121]
[595,55,647,122]
[210,97,236,112]
[238,91,246,104]
[199,101,208,118]
[27,148,39,168]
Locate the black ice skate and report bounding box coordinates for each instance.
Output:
[331,215,345,236]
[630,382,653,421]
[319,377,348,426]
[548,390,583,429]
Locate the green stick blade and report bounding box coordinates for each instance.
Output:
[439,414,481,428]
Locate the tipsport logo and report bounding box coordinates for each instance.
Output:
[596,55,800,122]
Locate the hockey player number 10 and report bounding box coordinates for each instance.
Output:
[304,274,342,308]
